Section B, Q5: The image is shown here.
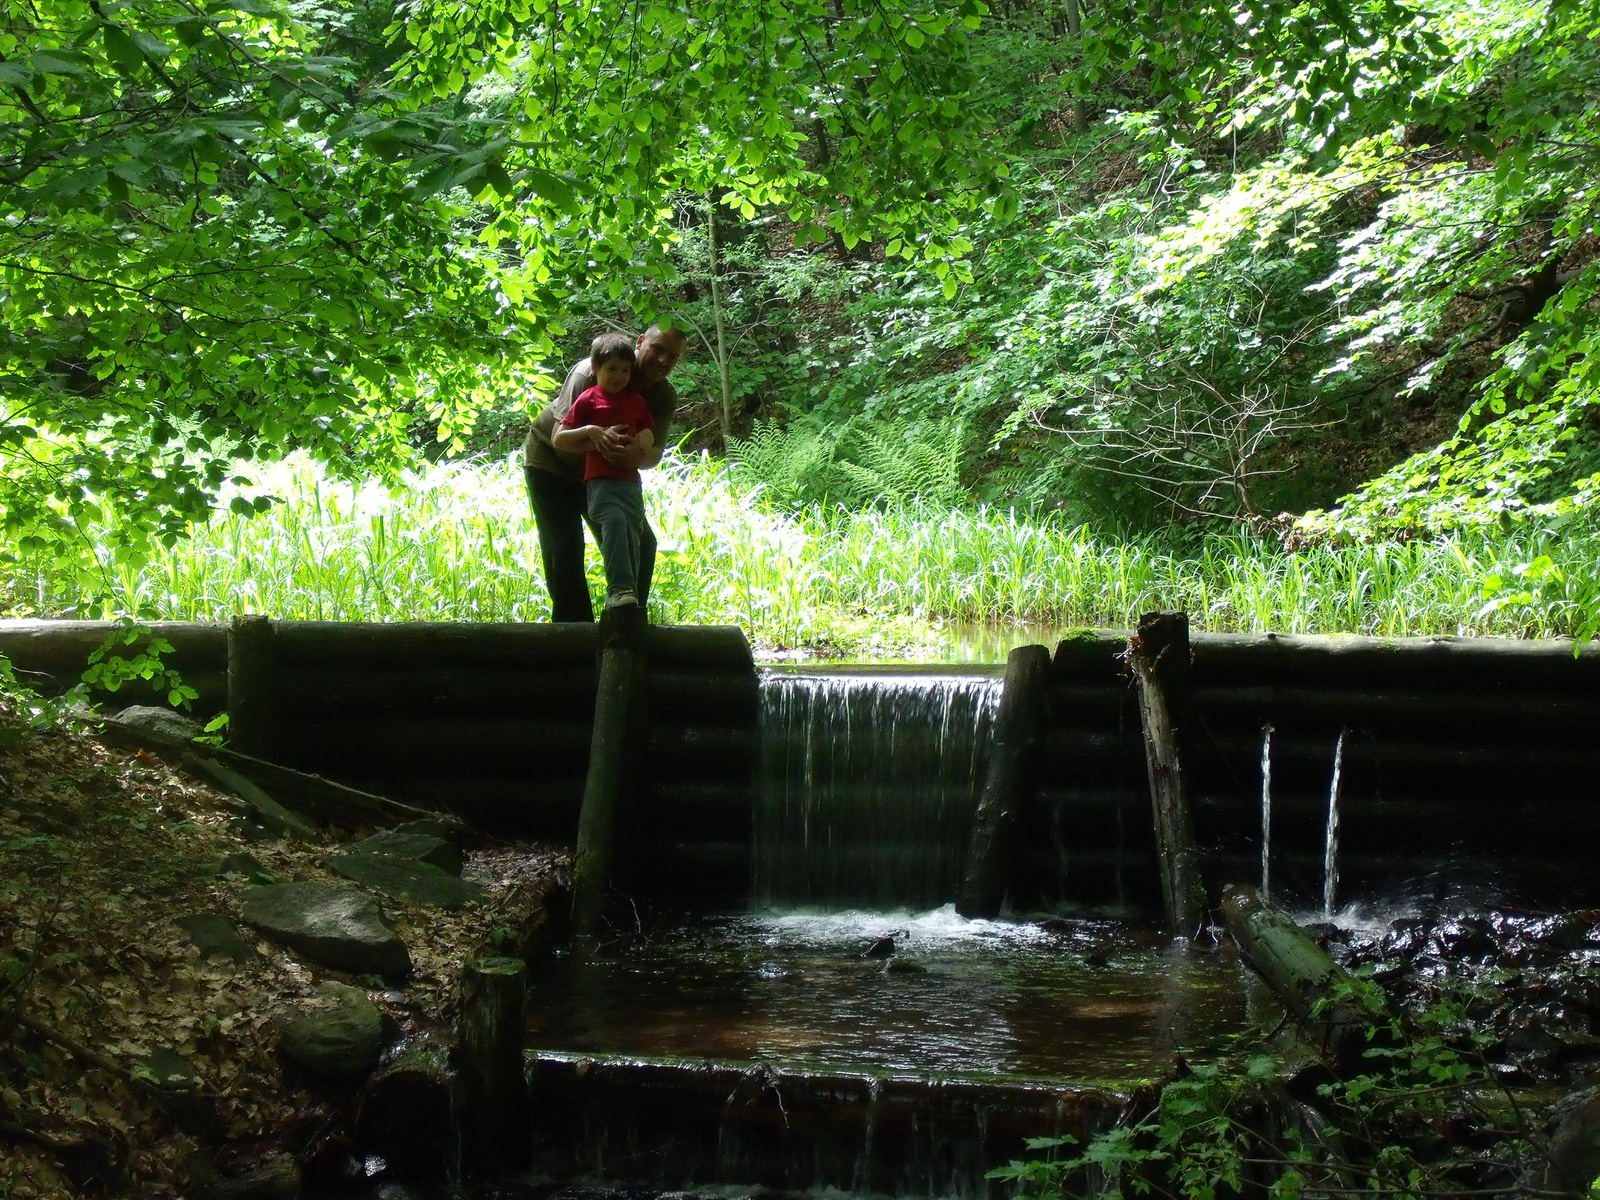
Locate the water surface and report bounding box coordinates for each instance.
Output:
[530,907,1252,1083]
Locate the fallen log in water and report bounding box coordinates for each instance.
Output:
[1220,884,1371,1071]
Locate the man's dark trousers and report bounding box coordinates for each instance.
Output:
[524,464,657,622]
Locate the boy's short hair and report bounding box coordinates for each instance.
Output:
[590,332,636,370]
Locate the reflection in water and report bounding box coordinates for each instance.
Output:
[531,907,1250,1083]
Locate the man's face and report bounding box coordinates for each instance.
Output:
[634,330,685,383]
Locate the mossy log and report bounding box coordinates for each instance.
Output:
[457,957,530,1174]
[1220,884,1371,1071]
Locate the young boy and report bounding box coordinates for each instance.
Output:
[551,332,657,609]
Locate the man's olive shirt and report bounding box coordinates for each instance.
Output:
[523,358,679,484]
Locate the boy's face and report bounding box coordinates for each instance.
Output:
[594,357,632,395]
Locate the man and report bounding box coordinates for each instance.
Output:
[522,323,687,621]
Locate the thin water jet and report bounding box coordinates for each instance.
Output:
[1323,726,1348,920]
[1260,722,1274,902]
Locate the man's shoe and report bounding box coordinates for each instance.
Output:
[605,590,638,609]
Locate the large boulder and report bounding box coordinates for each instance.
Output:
[348,830,463,876]
[329,854,484,909]
[113,704,202,743]
[275,982,386,1080]
[241,882,411,977]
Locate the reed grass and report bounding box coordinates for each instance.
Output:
[40,454,1600,653]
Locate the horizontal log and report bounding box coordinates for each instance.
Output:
[273,664,598,717]
[274,716,593,774]
[323,776,752,839]
[272,621,598,667]
[1047,683,1138,729]
[1190,684,1600,737]
[0,620,227,673]
[1051,631,1600,691]
[272,715,754,777]
[648,671,760,724]
[270,621,753,673]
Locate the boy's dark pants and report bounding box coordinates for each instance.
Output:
[524,465,656,621]
[586,476,648,600]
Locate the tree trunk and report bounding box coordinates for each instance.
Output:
[1063,0,1090,129]
[706,195,734,444]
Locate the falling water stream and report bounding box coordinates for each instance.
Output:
[752,670,1001,910]
[1260,723,1274,902]
[1323,726,1348,919]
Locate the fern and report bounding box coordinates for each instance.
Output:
[730,415,970,509]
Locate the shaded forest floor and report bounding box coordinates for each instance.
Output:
[0,695,562,1198]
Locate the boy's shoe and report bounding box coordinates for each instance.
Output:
[605,590,638,609]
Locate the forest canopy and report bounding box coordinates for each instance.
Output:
[2,0,1597,599]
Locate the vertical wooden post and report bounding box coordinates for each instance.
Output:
[957,644,1052,919]
[1129,611,1206,934]
[457,956,530,1173]
[571,605,647,938]
[227,615,276,759]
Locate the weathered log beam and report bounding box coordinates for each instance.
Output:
[1220,884,1372,1071]
[1055,630,1600,690]
[958,644,1052,918]
[571,606,647,937]
[1130,612,1206,934]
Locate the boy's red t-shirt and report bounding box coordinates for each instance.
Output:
[558,385,657,483]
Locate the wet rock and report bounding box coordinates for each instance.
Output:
[217,853,278,885]
[241,882,411,977]
[1383,918,1431,959]
[884,958,928,976]
[861,929,907,959]
[214,1153,302,1200]
[347,830,463,876]
[113,704,202,743]
[1428,917,1495,961]
[174,913,259,965]
[1543,1087,1600,1194]
[275,982,386,1080]
[329,853,484,909]
[1527,915,1595,954]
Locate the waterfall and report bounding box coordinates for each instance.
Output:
[1323,726,1348,919]
[1259,723,1274,902]
[754,670,1001,910]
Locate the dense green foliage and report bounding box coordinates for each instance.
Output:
[4,0,1598,639]
[28,456,1597,656]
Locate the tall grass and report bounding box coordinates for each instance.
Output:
[40,453,1600,652]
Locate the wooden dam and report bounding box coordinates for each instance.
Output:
[3,615,1597,917]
